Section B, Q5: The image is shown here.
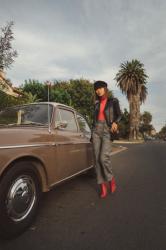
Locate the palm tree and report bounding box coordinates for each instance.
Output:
[24,92,41,103]
[115,59,148,140]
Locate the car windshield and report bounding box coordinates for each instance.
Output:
[0,104,53,126]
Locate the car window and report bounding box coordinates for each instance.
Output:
[0,104,53,126]
[77,114,91,134]
[56,108,78,132]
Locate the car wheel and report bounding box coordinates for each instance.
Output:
[0,161,41,239]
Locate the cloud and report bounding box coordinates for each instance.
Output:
[1,0,166,131]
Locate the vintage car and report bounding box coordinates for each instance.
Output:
[0,102,94,238]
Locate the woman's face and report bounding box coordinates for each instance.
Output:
[95,87,105,97]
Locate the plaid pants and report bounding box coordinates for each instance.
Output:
[92,121,114,184]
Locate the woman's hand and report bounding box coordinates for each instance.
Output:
[111,122,118,133]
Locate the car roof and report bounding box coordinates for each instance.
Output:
[31,102,76,111]
[0,102,76,113]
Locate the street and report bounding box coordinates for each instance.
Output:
[0,141,166,250]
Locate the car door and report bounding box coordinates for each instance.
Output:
[76,113,93,168]
[52,106,91,181]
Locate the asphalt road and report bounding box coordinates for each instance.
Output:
[1,141,166,250]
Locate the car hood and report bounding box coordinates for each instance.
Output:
[0,126,54,147]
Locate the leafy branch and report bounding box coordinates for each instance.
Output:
[0,21,18,70]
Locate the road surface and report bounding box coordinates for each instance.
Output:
[1,141,166,250]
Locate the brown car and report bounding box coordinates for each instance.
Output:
[0,102,94,238]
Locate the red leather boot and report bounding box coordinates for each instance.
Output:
[109,177,116,193]
[100,183,107,198]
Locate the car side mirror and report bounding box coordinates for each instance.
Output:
[55,120,68,129]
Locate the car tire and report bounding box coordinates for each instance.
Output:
[0,161,41,239]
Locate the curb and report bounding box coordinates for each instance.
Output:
[111,146,127,156]
[113,140,144,144]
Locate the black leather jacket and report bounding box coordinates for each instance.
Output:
[92,97,121,129]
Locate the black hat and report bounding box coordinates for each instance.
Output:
[94,80,108,91]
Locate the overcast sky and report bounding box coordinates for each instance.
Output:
[0,0,166,131]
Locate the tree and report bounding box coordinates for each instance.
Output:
[68,79,94,123]
[21,79,45,99]
[141,111,152,125]
[21,79,94,124]
[158,124,166,139]
[0,90,24,108]
[51,79,95,125]
[20,78,114,126]
[115,59,148,140]
[119,108,130,139]
[23,92,41,103]
[0,21,19,97]
[51,81,73,105]
[140,111,153,137]
[0,21,18,70]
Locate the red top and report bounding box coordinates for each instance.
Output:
[98,96,107,121]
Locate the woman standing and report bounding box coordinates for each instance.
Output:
[92,80,121,198]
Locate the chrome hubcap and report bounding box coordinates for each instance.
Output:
[6,175,36,222]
